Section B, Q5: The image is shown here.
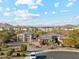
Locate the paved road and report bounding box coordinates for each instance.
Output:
[36,51,79,59]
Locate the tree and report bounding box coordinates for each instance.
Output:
[68,30,79,39]
[63,29,79,47]
[0,31,10,43]
[15,27,23,34]
[20,44,27,52]
[0,29,16,43]
[47,40,57,49]
[7,48,15,56]
[63,38,76,47]
[68,29,79,44]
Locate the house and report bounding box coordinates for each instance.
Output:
[17,32,33,43]
[0,27,3,31]
[38,33,66,46]
[38,27,53,32]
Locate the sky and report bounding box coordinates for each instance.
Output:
[0,0,79,26]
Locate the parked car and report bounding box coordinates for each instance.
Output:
[24,52,36,59]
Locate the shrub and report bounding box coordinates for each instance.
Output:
[11,48,15,52]
[2,43,9,48]
[16,53,20,56]
[75,44,79,48]
[20,53,26,57]
[63,38,76,47]
[20,44,27,52]
[0,52,4,55]
[0,48,2,51]
[7,51,10,56]
[7,57,11,59]
[7,48,15,56]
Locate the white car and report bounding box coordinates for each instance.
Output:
[29,52,36,59]
[24,52,36,59]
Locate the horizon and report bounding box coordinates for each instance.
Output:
[0,0,79,26]
[0,22,79,27]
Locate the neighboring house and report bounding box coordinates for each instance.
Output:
[17,32,33,43]
[0,27,13,31]
[38,33,66,46]
[13,26,28,31]
[0,27,3,31]
[38,27,53,32]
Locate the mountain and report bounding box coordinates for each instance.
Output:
[0,23,79,28]
[61,24,78,28]
[0,23,13,28]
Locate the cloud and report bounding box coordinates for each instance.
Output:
[44,11,48,15]
[15,0,33,5]
[0,0,2,3]
[66,0,77,7]
[0,7,11,12]
[36,0,43,5]
[15,10,28,17]
[70,16,79,20]
[28,5,38,9]
[54,2,60,8]
[6,8,10,11]
[15,0,43,9]
[13,10,40,20]
[66,2,73,7]
[28,13,40,17]
[15,10,40,17]
[2,9,40,20]
[0,7,2,11]
[52,11,56,14]
[68,0,77,2]
[60,10,70,12]
[3,12,12,16]
[75,16,79,19]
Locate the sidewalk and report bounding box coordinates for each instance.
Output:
[35,47,79,54]
[24,57,29,59]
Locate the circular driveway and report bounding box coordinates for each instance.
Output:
[36,51,79,59]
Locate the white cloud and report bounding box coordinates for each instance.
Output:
[66,2,73,7]
[3,12,11,16]
[28,13,40,17]
[36,0,43,5]
[68,0,77,2]
[28,5,38,9]
[13,10,40,20]
[44,11,48,15]
[3,9,40,20]
[0,0,2,3]
[60,10,70,12]
[70,16,79,20]
[15,10,40,17]
[15,0,43,9]
[12,8,17,10]
[15,0,33,5]
[54,2,60,8]
[6,8,10,11]
[75,16,79,19]
[66,0,77,7]
[0,7,2,11]
[52,11,56,14]
[15,10,28,17]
